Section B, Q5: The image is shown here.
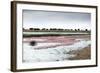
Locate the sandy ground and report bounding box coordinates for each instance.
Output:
[68,45,91,60]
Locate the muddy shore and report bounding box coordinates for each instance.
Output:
[68,45,91,60]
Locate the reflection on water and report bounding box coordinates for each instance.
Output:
[23,39,91,63]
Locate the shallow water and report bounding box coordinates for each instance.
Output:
[23,32,89,35]
[23,39,91,63]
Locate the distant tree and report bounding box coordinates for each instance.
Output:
[42,28,48,31]
[77,29,80,31]
[46,29,48,30]
[85,29,88,31]
[75,29,77,31]
[52,28,57,30]
[29,28,33,30]
[50,28,56,30]
[58,29,63,31]
[42,28,46,30]
[33,28,40,30]
[50,28,53,30]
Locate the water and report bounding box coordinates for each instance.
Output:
[23,32,89,35]
[23,39,91,63]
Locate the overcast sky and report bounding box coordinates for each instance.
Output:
[23,10,91,30]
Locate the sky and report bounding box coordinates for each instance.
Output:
[23,10,91,30]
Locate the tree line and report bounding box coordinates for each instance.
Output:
[23,28,90,32]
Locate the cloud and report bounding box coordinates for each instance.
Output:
[23,10,91,30]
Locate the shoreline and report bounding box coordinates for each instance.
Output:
[68,46,91,60]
